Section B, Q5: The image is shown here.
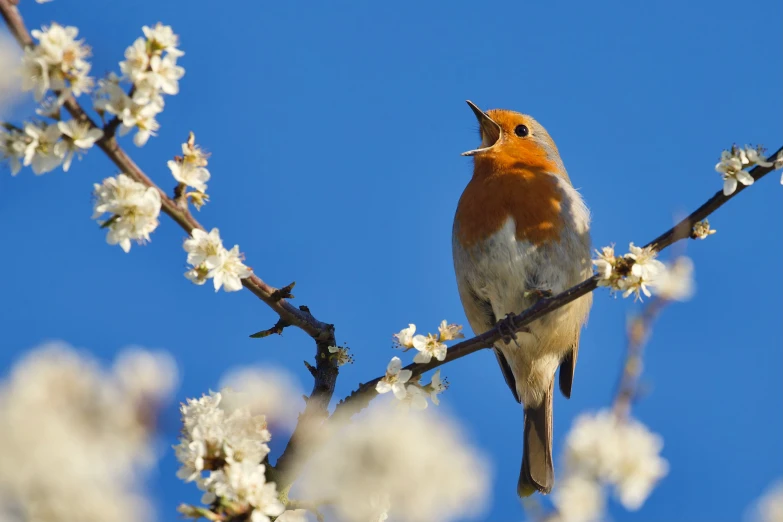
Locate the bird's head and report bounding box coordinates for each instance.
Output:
[462,100,565,178]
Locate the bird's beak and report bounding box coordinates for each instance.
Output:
[462,100,502,156]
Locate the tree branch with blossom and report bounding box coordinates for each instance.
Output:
[330,147,783,423]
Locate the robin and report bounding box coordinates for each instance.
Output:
[452,101,593,496]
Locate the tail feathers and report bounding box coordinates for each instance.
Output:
[518,382,554,496]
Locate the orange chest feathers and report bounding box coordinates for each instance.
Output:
[454,167,565,249]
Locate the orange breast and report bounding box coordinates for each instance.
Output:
[455,161,563,249]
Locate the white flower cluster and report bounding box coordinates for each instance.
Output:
[0,342,176,522]
[1,119,103,175]
[21,23,93,102]
[175,390,285,522]
[183,227,253,292]
[300,405,490,522]
[593,243,693,302]
[95,23,185,147]
[393,320,463,363]
[714,144,778,196]
[168,132,210,207]
[553,410,668,522]
[92,174,162,252]
[375,356,447,410]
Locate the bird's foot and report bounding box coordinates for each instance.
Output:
[497,313,530,347]
[523,288,554,301]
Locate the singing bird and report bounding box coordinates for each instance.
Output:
[452,101,593,496]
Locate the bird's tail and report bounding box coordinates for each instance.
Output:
[518,381,554,497]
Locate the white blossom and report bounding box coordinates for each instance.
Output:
[22,121,64,174]
[375,356,412,400]
[393,323,416,348]
[92,174,161,252]
[691,219,716,240]
[398,384,429,411]
[142,23,184,57]
[654,257,695,302]
[751,481,783,522]
[412,333,447,363]
[563,410,668,511]
[168,135,210,193]
[147,53,185,95]
[593,243,674,301]
[22,23,93,102]
[716,148,755,196]
[300,404,490,522]
[119,38,149,83]
[328,345,354,366]
[0,342,175,522]
[175,389,285,522]
[113,349,178,403]
[183,228,252,292]
[184,228,224,268]
[438,320,464,341]
[0,126,27,175]
[57,119,103,171]
[427,370,448,405]
[174,390,271,483]
[210,245,252,292]
[553,474,605,522]
[219,366,304,430]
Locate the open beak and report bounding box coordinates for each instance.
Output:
[461,100,502,156]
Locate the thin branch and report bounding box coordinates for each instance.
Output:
[0,1,342,496]
[332,147,783,421]
[0,0,334,344]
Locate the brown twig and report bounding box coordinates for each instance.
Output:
[0,0,341,495]
[331,147,783,421]
[0,0,334,344]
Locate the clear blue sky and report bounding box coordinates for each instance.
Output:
[1,1,780,521]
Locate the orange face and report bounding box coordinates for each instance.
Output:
[462,101,560,175]
[455,102,566,249]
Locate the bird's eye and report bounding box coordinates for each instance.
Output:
[514,125,529,137]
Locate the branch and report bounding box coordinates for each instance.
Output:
[332,146,783,421]
[0,0,334,344]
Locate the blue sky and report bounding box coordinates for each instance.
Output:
[1,0,781,521]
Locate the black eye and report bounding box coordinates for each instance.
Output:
[514,124,529,137]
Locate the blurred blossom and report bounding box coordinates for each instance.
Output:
[219,366,305,430]
[0,341,177,522]
[277,509,309,522]
[553,474,605,522]
[0,34,22,116]
[654,257,695,302]
[299,404,490,522]
[561,410,668,511]
[750,481,783,522]
[113,348,178,403]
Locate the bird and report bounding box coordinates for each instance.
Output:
[452,101,593,497]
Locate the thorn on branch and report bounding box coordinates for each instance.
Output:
[303,360,317,377]
[271,281,296,301]
[249,318,291,338]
